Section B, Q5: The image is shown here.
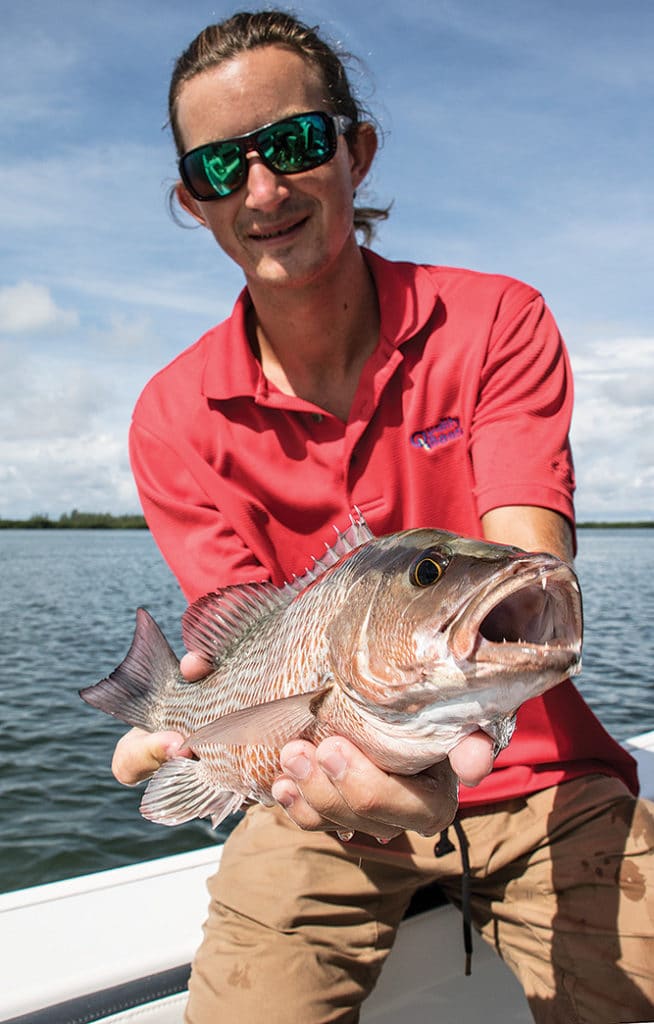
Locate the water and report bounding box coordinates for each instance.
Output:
[0,528,652,895]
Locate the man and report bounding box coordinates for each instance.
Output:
[113,11,654,1022]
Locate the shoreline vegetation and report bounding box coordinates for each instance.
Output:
[0,511,652,531]
[0,511,148,529]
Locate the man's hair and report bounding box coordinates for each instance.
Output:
[168,9,389,243]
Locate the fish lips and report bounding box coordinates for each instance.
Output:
[447,558,583,676]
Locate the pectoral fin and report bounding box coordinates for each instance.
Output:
[186,686,332,751]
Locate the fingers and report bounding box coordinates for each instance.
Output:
[448,730,495,787]
[270,729,495,840]
[111,727,191,786]
[180,651,212,681]
[271,737,459,840]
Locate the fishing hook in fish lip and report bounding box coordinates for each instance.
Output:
[447,559,583,669]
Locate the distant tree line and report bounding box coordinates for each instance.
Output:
[577,521,654,529]
[0,511,651,531]
[0,510,148,529]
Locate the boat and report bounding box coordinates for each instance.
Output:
[2,730,653,1024]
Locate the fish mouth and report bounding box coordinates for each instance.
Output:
[449,558,583,675]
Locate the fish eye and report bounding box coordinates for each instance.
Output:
[409,548,450,588]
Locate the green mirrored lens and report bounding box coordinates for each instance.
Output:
[259,114,331,172]
[199,142,245,196]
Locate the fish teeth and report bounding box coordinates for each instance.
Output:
[542,576,548,591]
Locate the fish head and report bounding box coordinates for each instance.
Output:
[326,528,583,717]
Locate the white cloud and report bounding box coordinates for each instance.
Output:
[0,433,139,519]
[0,282,79,334]
[570,338,654,520]
[0,367,106,442]
[0,318,154,518]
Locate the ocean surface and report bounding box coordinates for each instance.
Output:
[1,528,652,895]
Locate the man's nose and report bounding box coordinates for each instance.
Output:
[243,155,290,210]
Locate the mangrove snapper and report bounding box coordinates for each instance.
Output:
[80,514,582,828]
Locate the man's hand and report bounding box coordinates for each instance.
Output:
[270,731,493,841]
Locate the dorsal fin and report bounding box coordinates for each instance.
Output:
[182,581,289,668]
[282,508,374,598]
[182,510,374,666]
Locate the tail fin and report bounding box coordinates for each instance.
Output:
[80,608,181,732]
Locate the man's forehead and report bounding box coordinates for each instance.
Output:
[175,45,328,143]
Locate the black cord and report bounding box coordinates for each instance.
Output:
[452,818,473,976]
[435,819,473,976]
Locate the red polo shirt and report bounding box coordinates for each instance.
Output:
[130,250,638,804]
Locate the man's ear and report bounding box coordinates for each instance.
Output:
[348,122,378,191]
[174,181,209,227]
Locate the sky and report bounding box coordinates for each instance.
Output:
[1,0,652,523]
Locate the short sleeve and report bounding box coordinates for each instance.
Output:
[470,290,576,527]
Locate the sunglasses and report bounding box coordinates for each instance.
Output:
[179,110,352,201]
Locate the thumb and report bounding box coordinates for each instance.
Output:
[112,727,191,786]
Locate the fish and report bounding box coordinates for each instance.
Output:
[80,513,583,828]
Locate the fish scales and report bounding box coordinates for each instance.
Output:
[80,514,583,828]
[148,580,346,803]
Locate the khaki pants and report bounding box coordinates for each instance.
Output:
[186,775,654,1024]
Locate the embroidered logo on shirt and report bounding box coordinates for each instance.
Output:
[410,417,463,451]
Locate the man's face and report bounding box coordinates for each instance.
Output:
[174,45,371,293]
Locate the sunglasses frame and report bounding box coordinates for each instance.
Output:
[179,110,353,201]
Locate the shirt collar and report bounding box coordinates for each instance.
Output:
[201,249,441,401]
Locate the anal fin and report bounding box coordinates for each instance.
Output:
[140,758,243,828]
